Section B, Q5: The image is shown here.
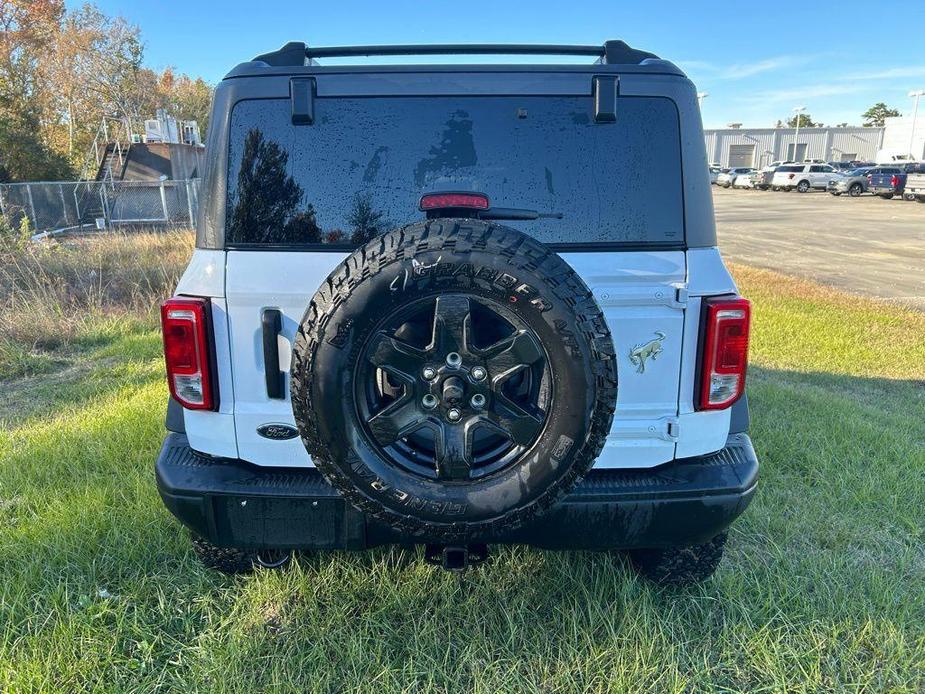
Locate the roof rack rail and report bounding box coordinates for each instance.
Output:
[252,40,659,67]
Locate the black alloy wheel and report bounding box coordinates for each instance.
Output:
[357,294,551,481]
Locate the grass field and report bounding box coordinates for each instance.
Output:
[1,234,923,692]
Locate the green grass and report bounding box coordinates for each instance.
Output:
[1,252,923,691]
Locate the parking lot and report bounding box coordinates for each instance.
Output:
[713,186,925,310]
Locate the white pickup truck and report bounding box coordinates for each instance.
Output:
[904,169,925,202]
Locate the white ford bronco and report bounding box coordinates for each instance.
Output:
[156,41,757,584]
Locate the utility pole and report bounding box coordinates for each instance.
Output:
[792,106,806,161]
[908,90,925,159]
[697,91,709,109]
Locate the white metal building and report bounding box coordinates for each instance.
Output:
[703,127,883,167]
[877,114,925,161]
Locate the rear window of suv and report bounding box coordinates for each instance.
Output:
[225,96,684,248]
[776,165,803,173]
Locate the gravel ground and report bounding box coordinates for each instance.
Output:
[713,186,925,310]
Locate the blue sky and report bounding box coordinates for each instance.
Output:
[77,0,925,128]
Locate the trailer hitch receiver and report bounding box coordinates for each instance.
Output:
[424,543,489,571]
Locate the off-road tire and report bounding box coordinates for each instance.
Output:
[191,536,255,574]
[190,538,292,574]
[291,219,617,542]
[628,533,727,585]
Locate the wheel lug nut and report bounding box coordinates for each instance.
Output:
[470,393,486,410]
[445,352,462,369]
[422,394,438,410]
[447,408,462,422]
[422,367,437,381]
[471,366,487,381]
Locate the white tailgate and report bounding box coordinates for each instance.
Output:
[226,251,348,467]
[562,251,686,468]
[223,248,733,469]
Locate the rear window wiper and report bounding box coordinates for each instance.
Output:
[478,207,563,221]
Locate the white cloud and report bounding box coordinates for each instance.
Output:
[679,55,808,80]
[736,83,868,106]
[720,56,802,80]
[844,65,925,81]
[675,59,717,72]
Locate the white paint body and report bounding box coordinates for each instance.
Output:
[174,246,738,469]
[771,163,838,190]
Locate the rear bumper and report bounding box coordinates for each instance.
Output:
[155,432,758,551]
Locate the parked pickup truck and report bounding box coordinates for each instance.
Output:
[867,163,925,199]
[866,165,907,199]
[903,168,925,202]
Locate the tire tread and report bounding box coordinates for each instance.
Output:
[629,533,727,586]
[291,220,617,541]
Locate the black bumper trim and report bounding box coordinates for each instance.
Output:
[156,433,758,551]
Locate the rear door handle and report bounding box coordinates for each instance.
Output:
[261,308,285,399]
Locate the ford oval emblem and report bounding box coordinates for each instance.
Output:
[256,423,299,440]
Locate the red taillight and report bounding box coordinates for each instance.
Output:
[419,192,490,211]
[698,297,751,411]
[788,173,795,179]
[160,296,216,410]
[891,175,899,187]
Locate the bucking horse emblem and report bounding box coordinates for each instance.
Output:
[629,331,666,374]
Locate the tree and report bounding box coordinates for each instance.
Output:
[785,113,822,128]
[0,0,74,180]
[861,102,900,128]
[0,106,72,181]
[126,67,213,141]
[347,194,385,245]
[163,71,213,135]
[42,4,145,164]
[0,1,214,180]
[227,128,314,244]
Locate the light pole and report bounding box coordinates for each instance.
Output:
[908,90,925,160]
[697,91,709,109]
[792,106,806,161]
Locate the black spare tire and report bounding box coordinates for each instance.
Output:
[291,220,617,541]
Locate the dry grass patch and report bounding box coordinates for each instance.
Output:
[0,230,193,379]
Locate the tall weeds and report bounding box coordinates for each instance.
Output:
[0,230,193,377]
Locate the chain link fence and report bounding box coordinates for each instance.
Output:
[0,179,200,237]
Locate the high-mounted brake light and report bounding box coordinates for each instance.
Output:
[161,297,217,410]
[698,297,751,411]
[419,192,490,211]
